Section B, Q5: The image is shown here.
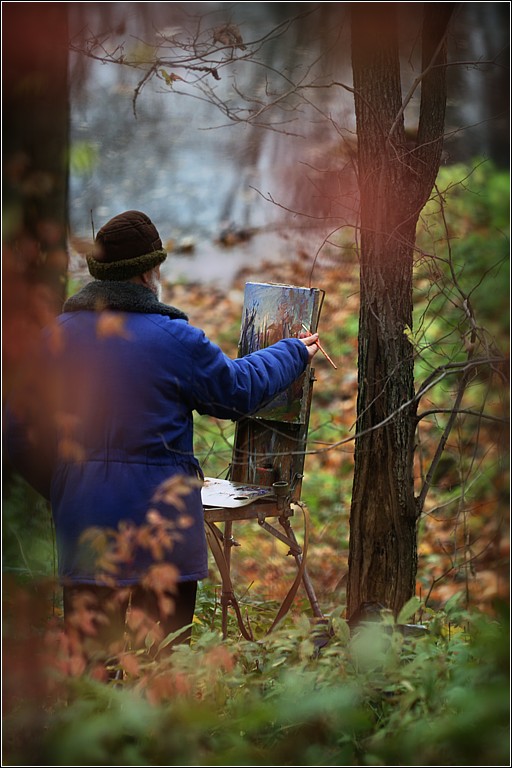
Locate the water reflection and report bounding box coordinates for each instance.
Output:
[68,2,508,287]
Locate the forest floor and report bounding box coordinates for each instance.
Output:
[161,239,509,622]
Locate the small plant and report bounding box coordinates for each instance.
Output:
[3,595,509,766]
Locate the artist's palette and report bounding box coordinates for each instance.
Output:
[201,477,273,508]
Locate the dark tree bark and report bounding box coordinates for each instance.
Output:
[347,2,456,618]
[2,2,69,397]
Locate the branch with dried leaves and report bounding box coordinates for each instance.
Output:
[69,11,314,117]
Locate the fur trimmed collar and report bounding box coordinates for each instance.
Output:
[63,280,188,320]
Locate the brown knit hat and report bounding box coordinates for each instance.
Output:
[86,210,167,280]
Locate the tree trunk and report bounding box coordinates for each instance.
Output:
[347,3,455,618]
[2,3,69,396]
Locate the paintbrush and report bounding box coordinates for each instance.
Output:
[301,323,338,369]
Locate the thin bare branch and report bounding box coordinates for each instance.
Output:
[387,18,450,142]
[416,367,472,515]
[417,408,508,425]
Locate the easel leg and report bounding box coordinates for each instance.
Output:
[221,520,233,638]
[279,516,324,619]
[205,519,254,641]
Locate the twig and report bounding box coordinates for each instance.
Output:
[416,369,470,516]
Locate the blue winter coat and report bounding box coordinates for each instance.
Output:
[5,281,309,586]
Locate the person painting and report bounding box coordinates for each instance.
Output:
[5,210,319,666]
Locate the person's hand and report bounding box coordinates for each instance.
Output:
[299,332,320,361]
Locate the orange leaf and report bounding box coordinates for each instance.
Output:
[96,312,131,340]
[119,652,141,678]
[58,438,85,462]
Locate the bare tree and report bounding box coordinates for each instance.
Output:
[346,3,456,617]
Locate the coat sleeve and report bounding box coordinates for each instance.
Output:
[186,332,309,420]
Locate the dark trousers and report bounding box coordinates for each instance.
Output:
[63,581,197,659]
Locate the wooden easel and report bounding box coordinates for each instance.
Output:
[202,282,325,639]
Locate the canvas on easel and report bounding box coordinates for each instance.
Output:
[230,282,323,502]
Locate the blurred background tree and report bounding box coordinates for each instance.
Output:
[3,2,69,400]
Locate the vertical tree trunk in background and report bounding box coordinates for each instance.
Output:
[347,3,455,618]
[2,2,69,395]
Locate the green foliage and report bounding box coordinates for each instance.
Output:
[411,161,509,571]
[301,469,348,529]
[414,160,509,371]
[69,140,99,176]
[4,603,509,766]
[2,471,56,582]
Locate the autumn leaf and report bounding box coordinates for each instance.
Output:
[68,653,87,677]
[146,509,170,527]
[172,671,192,696]
[146,673,175,705]
[119,652,141,678]
[125,607,163,648]
[46,320,64,356]
[66,591,99,637]
[137,525,174,558]
[55,411,81,434]
[152,474,201,508]
[89,663,109,683]
[96,574,120,589]
[96,311,131,340]
[149,539,165,561]
[58,437,85,462]
[160,69,184,86]
[95,556,120,574]
[105,588,131,612]
[142,563,180,594]
[126,606,146,633]
[204,645,235,673]
[157,593,175,618]
[80,526,113,548]
[212,23,246,50]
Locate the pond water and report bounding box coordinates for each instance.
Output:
[68,2,508,288]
